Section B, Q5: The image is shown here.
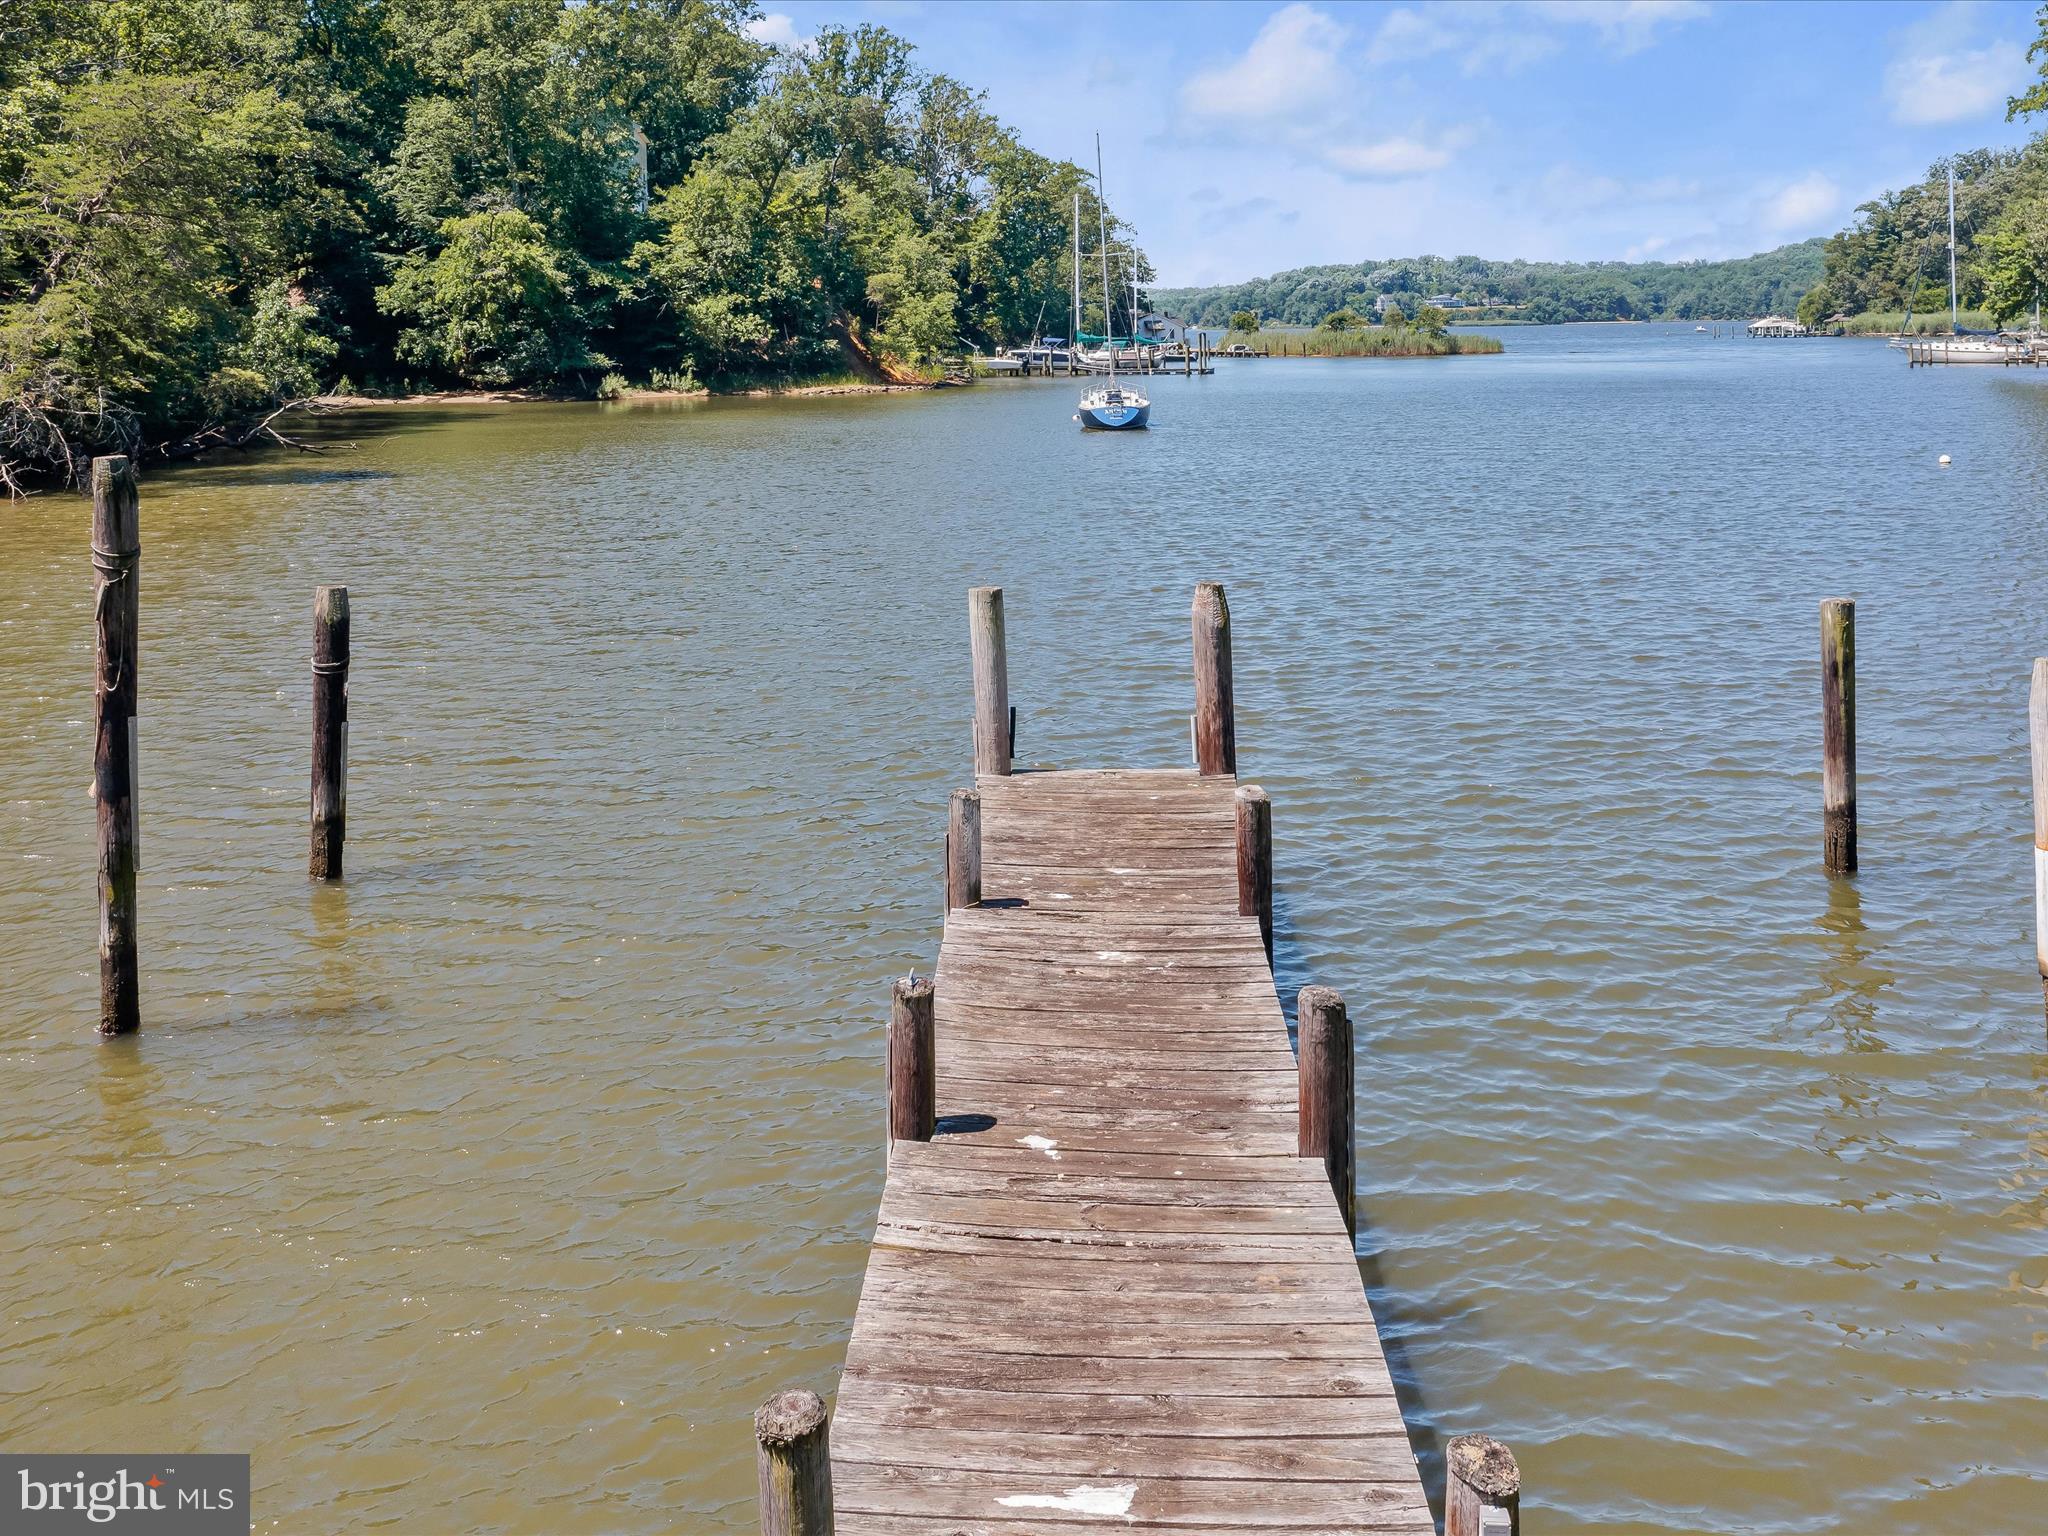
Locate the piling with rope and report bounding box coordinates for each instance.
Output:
[91,456,142,1036]
[310,585,350,880]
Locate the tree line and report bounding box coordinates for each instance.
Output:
[1,0,1139,488]
[1154,243,1825,331]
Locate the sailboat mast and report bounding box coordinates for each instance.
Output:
[1129,249,1139,355]
[1071,192,1082,353]
[1096,133,1115,383]
[1949,163,1959,331]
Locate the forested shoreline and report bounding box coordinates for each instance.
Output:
[1154,244,1825,330]
[0,0,1139,489]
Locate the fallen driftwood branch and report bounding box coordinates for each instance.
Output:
[156,397,335,464]
[2,396,343,496]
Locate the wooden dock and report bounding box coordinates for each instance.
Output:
[752,585,1519,1536]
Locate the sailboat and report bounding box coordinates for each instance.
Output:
[1908,163,2023,364]
[1076,134,1149,430]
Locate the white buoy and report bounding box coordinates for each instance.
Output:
[1939,454,1952,465]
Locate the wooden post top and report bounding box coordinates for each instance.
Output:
[1447,1434,1520,1500]
[91,455,140,548]
[755,1388,828,1446]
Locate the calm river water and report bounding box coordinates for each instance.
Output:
[3,325,2046,1532]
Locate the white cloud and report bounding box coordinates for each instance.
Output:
[1367,1,1697,75]
[1181,4,1350,122]
[1530,1,1711,55]
[746,13,802,49]
[1885,49,2027,125]
[1368,6,1463,63]
[1763,171,1842,233]
[1884,1,2030,124]
[1368,3,1558,73]
[1326,126,1477,180]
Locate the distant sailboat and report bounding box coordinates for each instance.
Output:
[1076,134,1149,431]
[1909,162,2023,364]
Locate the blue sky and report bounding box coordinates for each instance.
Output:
[748,0,2045,285]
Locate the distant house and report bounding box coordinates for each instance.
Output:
[1426,294,1458,308]
[1373,294,1404,316]
[1746,315,1807,338]
[1134,312,1190,346]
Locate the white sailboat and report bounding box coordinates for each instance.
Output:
[1909,163,2025,364]
[1076,134,1149,431]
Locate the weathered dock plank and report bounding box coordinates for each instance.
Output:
[828,765,1434,1533]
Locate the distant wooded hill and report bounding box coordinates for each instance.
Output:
[1153,242,1826,326]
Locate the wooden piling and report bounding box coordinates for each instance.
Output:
[91,455,141,1037]
[310,584,350,880]
[1192,580,1236,776]
[1444,1433,1521,1536]
[888,974,936,1147]
[1296,985,1354,1236]
[2031,659,2048,998]
[1821,598,1856,874]
[1235,784,1272,964]
[969,586,1010,776]
[947,788,982,910]
[755,1388,834,1536]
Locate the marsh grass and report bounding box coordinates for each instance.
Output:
[1253,326,1504,357]
[1835,309,2000,335]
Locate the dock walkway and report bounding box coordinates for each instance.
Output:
[828,741,1434,1524]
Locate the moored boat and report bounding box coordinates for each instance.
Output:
[1903,163,2029,365]
[1076,134,1149,432]
[1075,382,1150,430]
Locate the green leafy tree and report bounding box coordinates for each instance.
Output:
[1,68,307,474]
[0,1,1150,479]
[1228,309,1258,332]
[1977,209,2048,323]
[1415,305,1449,336]
[2010,4,2048,120]
[379,209,593,385]
[1322,308,1363,330]
[1379,303,1406,328]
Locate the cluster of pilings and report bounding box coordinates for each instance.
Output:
[87,455,350,1037]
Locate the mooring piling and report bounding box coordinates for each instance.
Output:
[1821,597,1856,874]
[1297,984,1355,1237]
[1192,579,1235,775]
[969,586,1009,776]
[887,974,936,1149]
[1445,1433,1522,1536]
[310,584,350,880]
[754,1388,834,1536]
[2031,658,2048,1003]
[946,788,981,910]
[91,455,141,1037]
[1236,783,1272,964]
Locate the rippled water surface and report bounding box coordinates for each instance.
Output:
[4,325,2047,1532]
